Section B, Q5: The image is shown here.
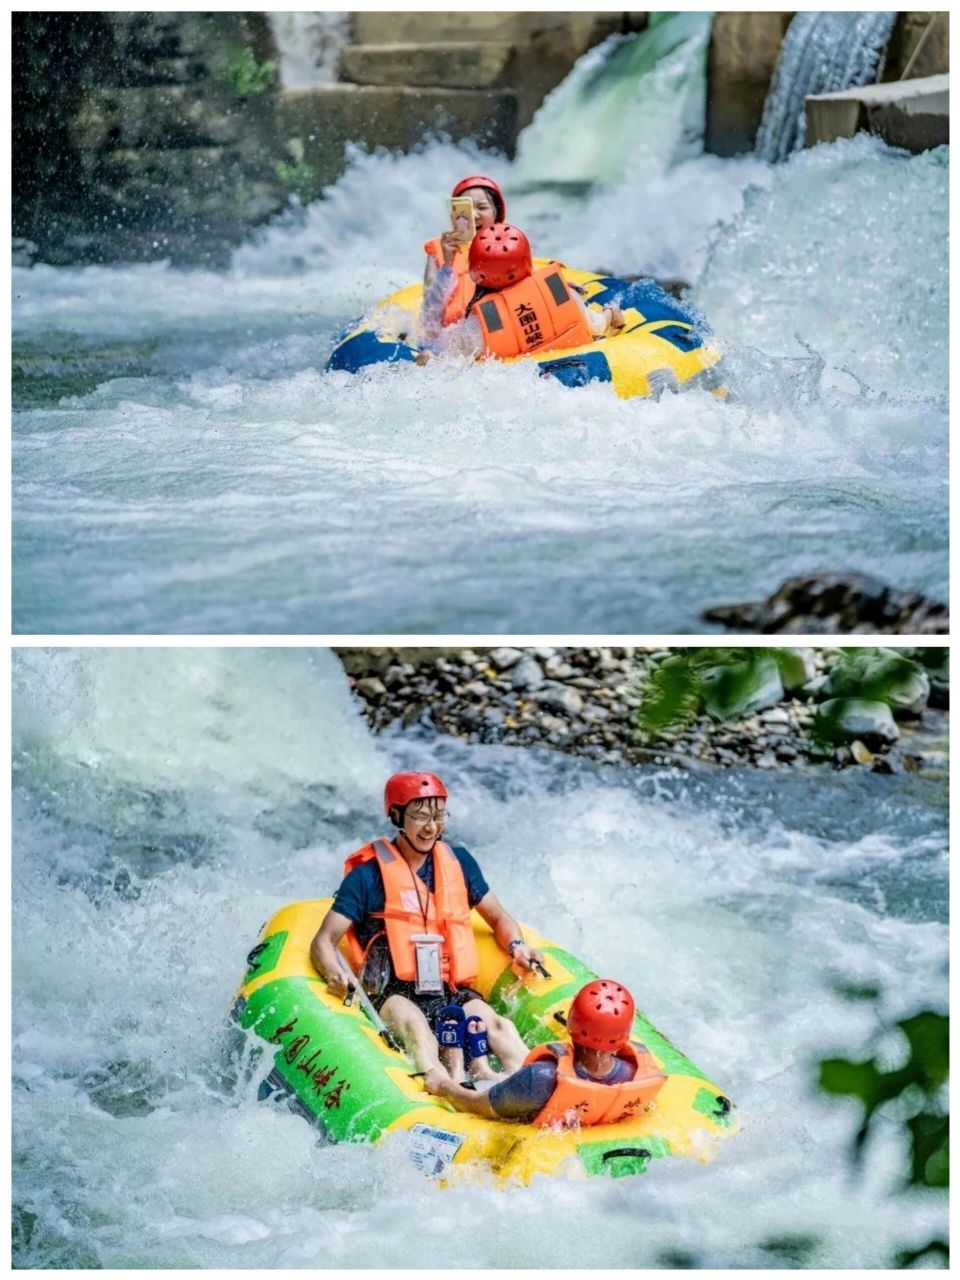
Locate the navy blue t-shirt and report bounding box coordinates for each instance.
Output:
[332,843,489,949]
[487,1047,637,1123]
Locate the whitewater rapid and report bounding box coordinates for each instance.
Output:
[12,19,948,634]
[12,649,948,1268]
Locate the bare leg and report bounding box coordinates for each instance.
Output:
[380,994,451,1077]
[463,997,528,1074]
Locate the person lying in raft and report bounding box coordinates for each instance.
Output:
[424,979,666,1126]
[418,223,624,362]
[310,771,545,1084]
[422,174,506,327]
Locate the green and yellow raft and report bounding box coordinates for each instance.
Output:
[326,263,728,402]
[234,899,737,1185]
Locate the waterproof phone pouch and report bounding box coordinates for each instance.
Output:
[449,196,476,244]
[412,933,445,994]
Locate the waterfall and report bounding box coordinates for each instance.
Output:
[513,12,713,187]
[267,11,351,89]
[755,11,898,162]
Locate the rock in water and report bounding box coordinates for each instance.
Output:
[814,698,900,749]
[702,572,948,634]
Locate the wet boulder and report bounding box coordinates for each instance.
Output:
[814,698,900,749]
[700,653,783,720]
[702,572,949,635]
[824,650,930,716]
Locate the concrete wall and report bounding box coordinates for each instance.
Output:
[705,10,951,157]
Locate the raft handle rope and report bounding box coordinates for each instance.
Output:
[601,1147,652,1165]
[245,942,269,973]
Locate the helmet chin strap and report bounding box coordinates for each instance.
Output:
[396,829,438,857]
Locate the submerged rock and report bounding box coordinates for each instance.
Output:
[702,572,949,635]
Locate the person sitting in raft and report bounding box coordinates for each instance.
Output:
[422,174,506,328]
[419,222,624,361]
[310,771,545,1084]
[423,979,666,1126]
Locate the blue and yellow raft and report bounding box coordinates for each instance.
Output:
[234,899,737,1185]
[326,264,727,400]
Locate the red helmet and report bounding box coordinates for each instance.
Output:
[383,772,448,815]
[568,980,635,1051]
[468,223,532,290]
[452,174,506,222]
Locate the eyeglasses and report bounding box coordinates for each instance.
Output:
[406,808,448,826]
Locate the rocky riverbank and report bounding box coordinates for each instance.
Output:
[337,646,948,778]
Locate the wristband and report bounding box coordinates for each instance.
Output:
[506,939,525,955]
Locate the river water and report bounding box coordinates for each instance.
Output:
[12,18,948,634]
[12,648,948,1268]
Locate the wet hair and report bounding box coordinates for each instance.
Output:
[390,795,446,829]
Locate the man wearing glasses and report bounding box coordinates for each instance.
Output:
[311,772,544,1083]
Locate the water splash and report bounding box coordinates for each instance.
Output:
[756,12,898,162]
[514,12,712,187]
[12,648,949,1267]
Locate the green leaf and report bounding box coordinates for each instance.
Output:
[633,654,702,740]
[818,1057,883,1110]
[894,1239,949,1268]
[907,1112,949,1187]
[899,1011,949,1089]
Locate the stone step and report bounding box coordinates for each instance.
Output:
[340,41,515,89]
[805,73,949,153]
[351,12,547,45]
[278,84,518,190]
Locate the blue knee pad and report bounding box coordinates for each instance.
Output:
[434,1004,466,1050]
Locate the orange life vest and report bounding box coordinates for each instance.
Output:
[523,1041,667,1128]
[340,837,479,987]
[470,264,595,360]
[423,237,475,326]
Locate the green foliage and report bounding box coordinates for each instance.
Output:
[828,649,929,713]
[895,1240,949,1268]
[275,160,320,204]
[818,1009,948,1190]
[228,46,277,97]
[634,647,799,740]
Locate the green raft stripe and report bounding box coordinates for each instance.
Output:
[242,930,287,985]
[577,1133,672,1178]
[240,976,421,1143]
[692,1085,736,1128]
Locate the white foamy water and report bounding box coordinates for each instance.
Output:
[12,20,948,633]
[12,649,948,1268]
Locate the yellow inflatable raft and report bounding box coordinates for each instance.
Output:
[234,899,737,1185]
[326,264,727,401]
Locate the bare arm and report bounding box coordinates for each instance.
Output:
[309,907,354,997]
[424,1068,499,1118]
[475,891,544,971]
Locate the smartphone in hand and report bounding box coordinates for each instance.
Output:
[449,196,476,244]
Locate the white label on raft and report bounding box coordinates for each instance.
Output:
[406,1124,465,1178]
